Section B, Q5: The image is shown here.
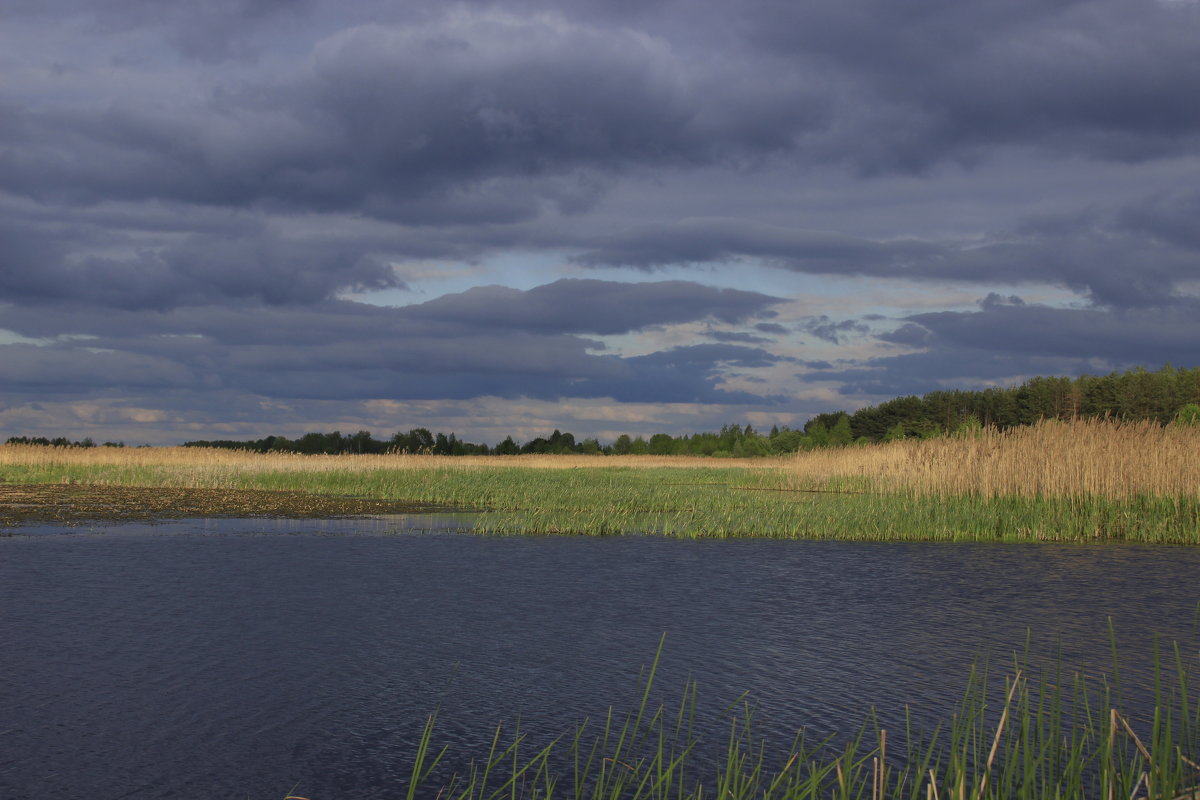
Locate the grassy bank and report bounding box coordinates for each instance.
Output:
[330,637,1200,800]
[2,419,1197,542]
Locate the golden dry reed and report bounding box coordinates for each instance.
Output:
[0,443,747,487]
[0,446,733,472]
[784,417,1200,499]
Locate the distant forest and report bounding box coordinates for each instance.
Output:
[819,363,1200,444]
[9,365,1200,458]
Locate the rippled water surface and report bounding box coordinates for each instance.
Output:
[2,517,1199,799]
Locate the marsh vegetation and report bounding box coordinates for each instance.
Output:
[2,418,1197,542]
[390,637,1200,800]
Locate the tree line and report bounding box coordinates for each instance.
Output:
[830,363,1200,443]
[177,423,807,457]
[4,436,127,448]
[8,365,1198,457]
[177,365,1200,455]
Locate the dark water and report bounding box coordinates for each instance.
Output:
[2,517,1199,800]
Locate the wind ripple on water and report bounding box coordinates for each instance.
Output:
[1,523,1198,799]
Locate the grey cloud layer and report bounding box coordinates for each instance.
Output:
[901,301,1200,365]
[4,0,1198,312]
[405,279,780,335]
[576,197,1200,310]
[742,0,1200,168]
[574,218,942,274]
[4,0,1200,437]
[0,13,820,219]
[0,219,401,310]
[6,0,1199,221]
[0,280,785,404]
[812,299,1200,399]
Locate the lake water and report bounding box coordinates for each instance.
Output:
[2,516,1199,800]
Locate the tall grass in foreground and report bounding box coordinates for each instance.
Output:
[328,637,1200,800]
[2,419,1197,542]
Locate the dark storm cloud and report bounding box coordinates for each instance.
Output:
[740,0,1200,169]
[404,279,782,335]
[0,279,785,405]
[953,206,1200,309]
[5,0,316,61]
[612,344,788,404]
[902,301,1200,365]
[0,301,399,347]
[705,331,773,344]
[0,12,827,220]
[814,298,1200,399]
[573,218,941,272]
[0,220,401,310]
[0,343,198,394]
[300,11,828,193]
[755,322,790,335]
[878,323,933,348]
[5,0,1198,227]
[3,0,1196,320]
[0,278,778,342]
[977,293,1026,311]
[217,338,774,405]
[577,194,1200,309]
[5,0,1200,438]
[800,316,870,344]
[1116,189,1200,251]
[630,344,785,371]
[804,348,1089,400]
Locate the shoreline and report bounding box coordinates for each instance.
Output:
[0,482,455,527]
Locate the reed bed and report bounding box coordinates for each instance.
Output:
[785,418,1200,500]
[2,419,1197,542]
[0,444,736,478]
[343,637,1200,800]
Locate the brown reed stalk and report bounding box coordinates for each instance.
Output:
[974,671,1022,800]
[786,418,1200,500]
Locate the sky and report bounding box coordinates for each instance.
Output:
[2,0,1199,446]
